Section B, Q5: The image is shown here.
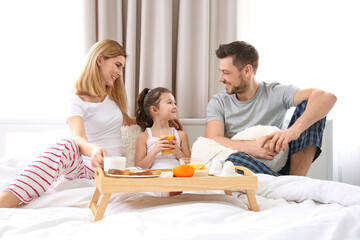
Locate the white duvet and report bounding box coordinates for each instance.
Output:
[1,156,360,240]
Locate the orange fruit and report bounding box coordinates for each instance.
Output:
[173,164,195,177]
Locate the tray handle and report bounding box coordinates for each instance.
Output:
[234,166,255,176]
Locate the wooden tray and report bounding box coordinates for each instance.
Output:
[89,166,259,222]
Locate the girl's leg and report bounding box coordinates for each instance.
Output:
[226,152,281,176]
[0,139,94,207]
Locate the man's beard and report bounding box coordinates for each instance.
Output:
[227,76,247,95]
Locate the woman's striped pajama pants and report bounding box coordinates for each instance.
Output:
[3,138,95,204]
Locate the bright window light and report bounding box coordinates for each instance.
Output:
[238,0,360,184]
[238,0,360,121]
[0,0,84,119]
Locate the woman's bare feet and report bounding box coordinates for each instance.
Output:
[0,191,21,208]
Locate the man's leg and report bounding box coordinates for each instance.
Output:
[289,145,317,175]
[226,152,281,176]
[280,100,326,176]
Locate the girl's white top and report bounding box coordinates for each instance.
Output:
[146,127,181,169]
[66,93,123,165]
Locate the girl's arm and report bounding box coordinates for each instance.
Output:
[134,132,156,169]
[172,130,191,159]
[67,116,107,168]
[135,132,177,169]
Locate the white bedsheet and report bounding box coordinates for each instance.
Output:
[1,156,360,240]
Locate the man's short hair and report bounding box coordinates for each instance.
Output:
[216,41,259,73]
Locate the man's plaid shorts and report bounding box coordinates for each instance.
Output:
[226,100,326,176]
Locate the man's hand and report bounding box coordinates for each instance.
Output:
[265,128,300,154]
[244,135,278,160]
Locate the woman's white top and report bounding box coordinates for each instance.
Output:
[66,93,123,165]
[146,127,181,169]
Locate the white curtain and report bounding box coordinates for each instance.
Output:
[83,0,238,117]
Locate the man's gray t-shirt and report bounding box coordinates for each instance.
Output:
[206,82,299,138]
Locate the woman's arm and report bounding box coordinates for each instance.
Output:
[122,110,137,126]
[122,111,181,129]
[67,116,107,168]
[169,117,183,131]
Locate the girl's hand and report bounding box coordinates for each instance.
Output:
[90,146,107,168]
[151,136,173,155]
[169,138,181,156]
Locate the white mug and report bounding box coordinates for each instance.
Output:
[104,156,126,172]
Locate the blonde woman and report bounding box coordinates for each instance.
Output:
[0,40,136,207]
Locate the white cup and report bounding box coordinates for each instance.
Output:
[220,161,236,176]
[209,158,223,175]
[104,156,126,172]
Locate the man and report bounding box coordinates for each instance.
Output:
[205,41,336,176]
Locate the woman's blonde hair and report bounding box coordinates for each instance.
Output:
[74,39,128,112]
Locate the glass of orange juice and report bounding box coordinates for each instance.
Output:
[160,128,175,155]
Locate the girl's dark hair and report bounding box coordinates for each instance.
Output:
[216,41,259,73]
[135,87,172,131]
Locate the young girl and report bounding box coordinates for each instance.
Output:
[135,87,191,170]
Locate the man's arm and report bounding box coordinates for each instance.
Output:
[205,120,277,160]
[268,88,337,153]
[292,88,337,135]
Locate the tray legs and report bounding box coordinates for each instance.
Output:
[90,188,259,221]
[224,189,259,212]
[246,190,259,212]
[89,187,112,222]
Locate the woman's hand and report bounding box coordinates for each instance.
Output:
[122,111,137,126]
[90,146,107,168]
[169,117,183,131]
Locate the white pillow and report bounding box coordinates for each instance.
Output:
[121,124,142,167]
[191,125,288,172]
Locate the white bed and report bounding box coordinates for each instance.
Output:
[1,118,360,240]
